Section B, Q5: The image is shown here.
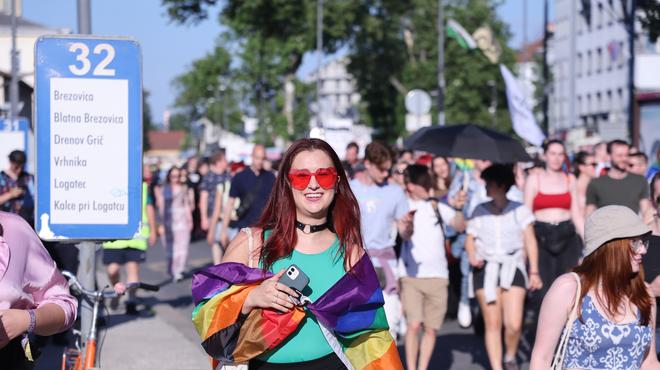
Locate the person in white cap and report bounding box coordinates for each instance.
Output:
[530,205,660,369]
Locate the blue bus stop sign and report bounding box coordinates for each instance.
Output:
[34,35,142,241]
[0,117,30,172]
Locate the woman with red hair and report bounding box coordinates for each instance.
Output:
[530,205,660,369]
[192,138,402,370]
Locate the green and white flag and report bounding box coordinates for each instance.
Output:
[446,19,477,49]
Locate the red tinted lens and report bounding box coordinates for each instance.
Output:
[315,168,337,189]
[288,171,312,190]
[288,168,337,190]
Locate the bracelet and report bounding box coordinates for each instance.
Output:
[26,309,36,334]
[529,272,540,276]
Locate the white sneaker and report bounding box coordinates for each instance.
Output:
[457,302,472,328]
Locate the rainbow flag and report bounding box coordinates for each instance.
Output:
[191,254,403,369]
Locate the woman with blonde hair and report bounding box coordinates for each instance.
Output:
[530,205,659,369]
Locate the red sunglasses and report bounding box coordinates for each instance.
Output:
[288,167,338,190]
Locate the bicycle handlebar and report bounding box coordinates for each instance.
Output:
[136,282,160,292]
[61,270,160,300]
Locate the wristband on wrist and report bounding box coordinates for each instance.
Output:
[26,309,36,334]
[529,271,539,276]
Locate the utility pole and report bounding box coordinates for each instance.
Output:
[523,0,528,51]
[316,0,323,129]
[569,0,577,132]
[437,0,445,126]
[9,0,19,126]
[627,0,636,145]
[77,0,91,34]
[542,0,549,134]
[76,0,95,364]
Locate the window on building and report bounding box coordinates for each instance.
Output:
[586,94,592,114]
[596,92,602,112]
[607,0,614,25]
[587,50,592,75]
[597,2,604,29]
[618,41,625,68]
[596,48,603,73]
[606,90,612,109]
[617,88,624,111]
[577,53,582,76]
[577,96,582,115]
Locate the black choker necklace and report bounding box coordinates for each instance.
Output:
[295,220,329,234]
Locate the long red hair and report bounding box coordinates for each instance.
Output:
[255,138,364,272]
[574,238,652,325]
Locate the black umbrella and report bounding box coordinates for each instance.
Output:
[404,123,531,163]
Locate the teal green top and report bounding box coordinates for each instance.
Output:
[257,231,345,363]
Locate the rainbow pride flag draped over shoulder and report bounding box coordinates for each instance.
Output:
[191,254,403,370]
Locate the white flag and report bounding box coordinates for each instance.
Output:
[499,64,546,147]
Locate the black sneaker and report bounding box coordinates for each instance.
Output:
[125,302,139,315]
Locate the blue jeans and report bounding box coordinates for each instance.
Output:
[656,328,660,354]
[450,233,470,305]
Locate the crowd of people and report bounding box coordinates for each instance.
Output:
[186,137,659,370]
[1,133,659,369]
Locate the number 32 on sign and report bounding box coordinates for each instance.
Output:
[34,36,143,241]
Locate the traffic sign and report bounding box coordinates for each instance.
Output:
[405,89,432,115]
[34,35,142,240]
[0,118,30,171]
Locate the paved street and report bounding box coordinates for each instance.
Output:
[36,238,534,370]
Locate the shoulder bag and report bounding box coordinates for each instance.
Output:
[551,272,582,370]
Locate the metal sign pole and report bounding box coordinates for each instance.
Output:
[76,0,95,361]
[9,0,19,126]
[437,0,445,126]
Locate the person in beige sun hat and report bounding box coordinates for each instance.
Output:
[530,205,659,369]
[583,205,652,257]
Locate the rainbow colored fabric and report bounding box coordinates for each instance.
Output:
[191,254,403,369]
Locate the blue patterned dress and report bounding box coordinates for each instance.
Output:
[563,295,653,369]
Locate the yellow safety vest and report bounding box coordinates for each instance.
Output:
[103,182,150,250]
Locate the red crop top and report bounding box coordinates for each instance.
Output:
[532,174,571,212]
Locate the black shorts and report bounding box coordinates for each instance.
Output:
[249,352,346,370]
[472,266,526,291]
[102,248,146,265]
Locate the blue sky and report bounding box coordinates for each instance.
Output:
[24,0,548,125]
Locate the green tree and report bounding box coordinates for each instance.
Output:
[163,0,355,142]
[346,0,516,141]
[163,0,517,143]
[171,42,242,133]
[143,89,154,150]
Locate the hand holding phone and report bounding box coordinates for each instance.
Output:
[278,264,310,295]
[242,269,301,314]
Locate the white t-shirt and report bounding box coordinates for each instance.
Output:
[399,198,456,279]
[466,201,535,260]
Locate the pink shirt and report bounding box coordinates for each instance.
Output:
[0,212,77,331]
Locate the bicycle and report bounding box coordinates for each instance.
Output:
[60,270,159,370]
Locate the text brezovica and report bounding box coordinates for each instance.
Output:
[53,90,94,102]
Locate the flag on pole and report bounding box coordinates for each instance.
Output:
[446,19,477,49]
[472,26,502,64]
[499,65,546,147]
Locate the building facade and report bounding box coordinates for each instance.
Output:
[305,57,360,119]
[0,1,68,121]
[550,0,660,144]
